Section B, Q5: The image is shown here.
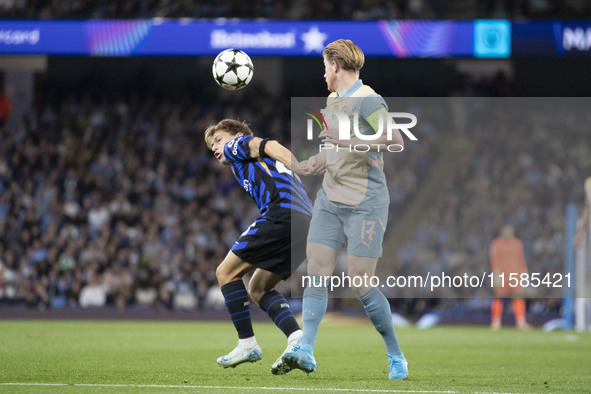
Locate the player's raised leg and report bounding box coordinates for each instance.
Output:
[215,252,262,368]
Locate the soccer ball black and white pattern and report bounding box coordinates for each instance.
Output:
[212,49,254,91]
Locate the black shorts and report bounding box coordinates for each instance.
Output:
[231,211,310,280]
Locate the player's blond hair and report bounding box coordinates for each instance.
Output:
[204,119,253,148]
[323,39,365,73]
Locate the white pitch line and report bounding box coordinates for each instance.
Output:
[0,383,457,393]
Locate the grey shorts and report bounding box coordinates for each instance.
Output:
[307,189,388,258]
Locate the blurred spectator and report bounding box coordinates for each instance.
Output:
[0,89,11,127]
[79,270,108,308]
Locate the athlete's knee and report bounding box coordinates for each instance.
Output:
[216,262,240,286]
[307,255,334,276]
[306,256,321,272]
[215,264,227,285]
[306,244,338,276]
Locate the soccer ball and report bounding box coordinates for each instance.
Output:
[212,49,254,91]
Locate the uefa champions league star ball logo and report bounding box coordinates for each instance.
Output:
[212,49,254,91]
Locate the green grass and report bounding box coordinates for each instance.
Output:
[0,319,590,393]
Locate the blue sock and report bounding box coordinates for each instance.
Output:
[358,287,402,356]
[258,290,300,338]
[221,280,254,339]
[302,275,328,351]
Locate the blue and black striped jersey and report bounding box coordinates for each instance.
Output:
[224,135,313,217]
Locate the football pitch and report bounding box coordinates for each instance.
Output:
[1,318,590,393]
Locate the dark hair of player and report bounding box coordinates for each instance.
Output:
[204,119,253,148]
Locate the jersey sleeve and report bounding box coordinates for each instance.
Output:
[224,135,254,164]
[360,95,388,133]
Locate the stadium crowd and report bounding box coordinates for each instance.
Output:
[0,80,437,311]
[0,84,271,311]
[0,0,589,20]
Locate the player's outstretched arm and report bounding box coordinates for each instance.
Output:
[300,151,326,175]
[248,136,319,175]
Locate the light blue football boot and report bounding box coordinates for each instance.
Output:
[271,332,303,375]
[282,343,317,374]
[387,353,408,380]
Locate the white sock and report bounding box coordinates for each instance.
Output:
[238,336,257,348]
[287,329,303,344]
